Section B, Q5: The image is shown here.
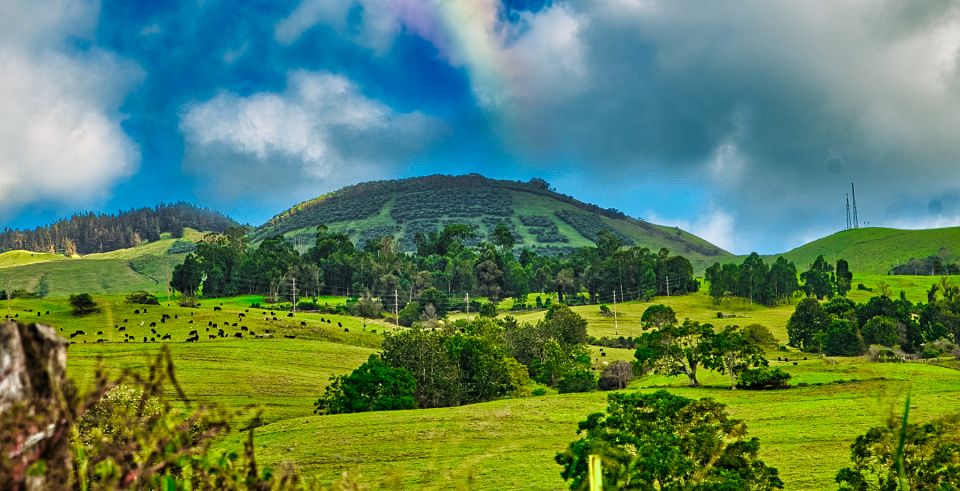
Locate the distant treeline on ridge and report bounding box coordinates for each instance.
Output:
[0,203,238,255]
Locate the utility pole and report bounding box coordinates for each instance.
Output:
[465,292,470,316]
[612,290,619,336]
[394,289,399,327]
[666,276,670,297]
[291,277,297,314]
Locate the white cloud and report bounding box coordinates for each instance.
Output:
[0,0,140,219]
[180,71,441,201]
[648,206,737,253]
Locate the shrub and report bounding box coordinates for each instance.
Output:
[69,293,99,316]
[532,387,547,396]
[737,367,791,390]
[557,368,597,393]
[599,304,612,317]
[742,324,777,347]
[478,302,497,318]
[920,338,957,359]
[598,361,633,390]
[640,304,677,329]
[865,345,904,363]
[178,297,200,308]
[314,354,417,414]
[124,290,160,305]
[166,239,197,254]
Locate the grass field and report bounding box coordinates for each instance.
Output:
[8,285,959,490]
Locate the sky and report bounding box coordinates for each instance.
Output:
[2,0,960,254]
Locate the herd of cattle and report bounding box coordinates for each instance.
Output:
[4,305,355,344]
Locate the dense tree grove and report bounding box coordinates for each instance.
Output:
[706,254,857,305]
[170,224,699,314]
[556,390,783,490]
[890,255,960,275]
[0,203,236,255]
[787,284,960,357]
[319,305,595,412]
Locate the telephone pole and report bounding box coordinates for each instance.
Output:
[291,277,297,314]
[394,289,399,327]
[612,290,619,336]
[666,276,670,297]
[465,292,470,316]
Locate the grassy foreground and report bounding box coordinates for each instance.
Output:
[4,288,956,489]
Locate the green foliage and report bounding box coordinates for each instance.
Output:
[166,239,197,254]
[818,319,865,357]
[634,320,715,387]
[124,290,160,305]
[555,209,634,245]
[742,324,777,348]
[706,255,799,305]
[314,354,417,414]
[787,298,830,351]
[709,326,769,389]
[69,293,99,316]
[861,316,905,348]
[801,255,835,300]
[737,367,792,390]
[836,412,960,490]
[640,304,676,329]
[556,390,783,490]
[556,368,597,394]
[598,360,634,390]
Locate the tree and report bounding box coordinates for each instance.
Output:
[556,390,783,490]
[709,326,768,390]
[801,255,834,300]
[634,320,714,387]
[640,304,677,329]
[314,355,417,414]
[818,319,865,356]
[542,304,588,347]
[787,298,829,351]
[491,223,516,250]
[861,316,905,348]
[835,259,853,297]
[69,293,99,316]
[836,412,960,490]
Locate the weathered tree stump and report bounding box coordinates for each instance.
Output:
[1,321,72,490]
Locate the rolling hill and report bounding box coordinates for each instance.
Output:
[775,226,960,275]
[252,174,731,269]
[0,229,204,297]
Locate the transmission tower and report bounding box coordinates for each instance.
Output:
[845,193,852,230]
[851,182,860,229]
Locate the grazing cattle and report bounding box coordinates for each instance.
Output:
[208,321,213,327]
[97,339,105,343]
[211,323,217,329]
[217,329,225,337]
[343,328,349,332]
[118,327,126,332]
[123,318,128,322]
[143,337,148,342]
[37,312,40,316]
[149,322,157,327]
[189,330,198,336]
[162,314,171,320]
[185,336,197,343]
[175,315,178,320]
[338,322,342,327]
[143,308,148,314]
[249,331,256,336]
[234,332,243,338]
[160,318,165,323]
[371,330,377,334]
[300,321,307,326]
[69,331,85,338]
[232,323,238,327]
[287,313,294,318]
[284,335,296,339]
[45,311,50,315]
[134,309,140,315]
[209,335,216,339]
[265,329,271,334]
[239,313,246,318]
[601,352,607,357]
[188,320,193,324]
[162,334,171,340]
[240,326,248,331]
[205,327,210,332]
[213,306,222,312]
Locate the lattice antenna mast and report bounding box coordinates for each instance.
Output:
[845,193,852,230]
[851,182,860,229]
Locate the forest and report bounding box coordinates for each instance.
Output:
[0,203,237,255]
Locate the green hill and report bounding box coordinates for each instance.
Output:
[774,226,960,274]
[0,229,204,297]
[252,174,731,269]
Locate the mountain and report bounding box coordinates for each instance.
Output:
[0,202,238,255]
[252,174,731,269]
[775,226,960,275]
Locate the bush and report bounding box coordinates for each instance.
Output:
[599,304,612,317]
[166,239,197,254]
[178,297,200,308]
[532,387,547,396]
[737,367,791,390]
[124,291,160,305]
[69,293,99,316]
[920,338,958,359]
[865,345,904,363]
[742,324,777,347]
[397,301,422,327]
[598,361,633,390]
[314,354,417,414]
[478,302,497,318]
[557,368,597,393]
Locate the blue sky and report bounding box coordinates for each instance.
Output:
[3,0,960,254]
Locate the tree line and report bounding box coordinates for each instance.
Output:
[170,224,699,319]
[787,279,960,357]
[0,202,237,255]
[705,254,853,305]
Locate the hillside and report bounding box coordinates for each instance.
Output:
[252,174,731,269]
[0,229,204,297]
[775,226,960,275]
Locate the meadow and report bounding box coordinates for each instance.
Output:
[6,274,959,490]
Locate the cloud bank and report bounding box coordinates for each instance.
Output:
[180,71,442,203]
[0,0,140,219]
